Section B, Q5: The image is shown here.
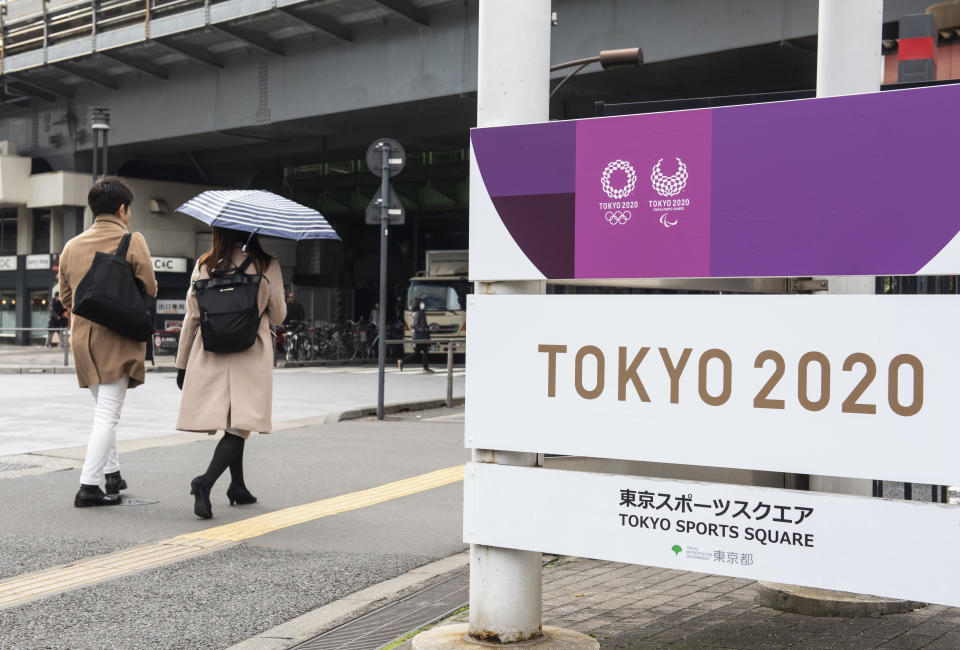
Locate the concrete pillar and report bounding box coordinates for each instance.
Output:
[468,0,550,643]
[16,206,32,255]
[50,207,64,253]
[811,0,882,496]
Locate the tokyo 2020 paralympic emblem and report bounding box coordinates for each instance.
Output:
[601,160,637,199]
[650,158,688,197]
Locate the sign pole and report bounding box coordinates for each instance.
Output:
[377,143,390,421]
[467,0,550,643]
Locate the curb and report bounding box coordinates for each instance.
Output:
[755,582,927,618]
[0,365,177,374]
[329,396,465,422]
[226,552,470,650]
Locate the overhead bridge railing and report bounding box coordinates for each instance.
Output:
[0,0,220,68]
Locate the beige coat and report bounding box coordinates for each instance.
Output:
[175,245,286,434]
[59,216,158,389]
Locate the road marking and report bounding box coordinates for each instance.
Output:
[0,465,464,609]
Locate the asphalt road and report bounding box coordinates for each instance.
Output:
[0,413,468,649]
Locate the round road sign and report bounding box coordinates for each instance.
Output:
[366,138,406,178]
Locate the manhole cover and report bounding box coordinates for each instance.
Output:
[0,462,39,472]
[117,497,159,506]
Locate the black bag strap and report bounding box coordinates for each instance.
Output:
[114,233,132,259]
[210,255,255,278]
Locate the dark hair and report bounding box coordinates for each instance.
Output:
[199,227,273,274]
[88,177,134,216]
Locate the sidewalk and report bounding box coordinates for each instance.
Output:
[338,555,960,649]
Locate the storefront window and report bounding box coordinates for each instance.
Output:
[32,210,50,254]
[0,209,16,256]
[30,290,49,340]
[0,291,15,339]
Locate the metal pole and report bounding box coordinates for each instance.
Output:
[62,329,67,367]
[102,128,109,177]
[92,131,99,181]
[468,0,550,642]
[446,341,454,408]
[376,144,390,420]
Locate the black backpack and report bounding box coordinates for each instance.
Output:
[72,233,154,342]
[193,257,263,353]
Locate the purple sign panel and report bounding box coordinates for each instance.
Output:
[470,83,960,280]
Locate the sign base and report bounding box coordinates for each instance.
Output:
[412,625,598,650]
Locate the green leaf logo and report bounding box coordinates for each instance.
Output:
[671,544,682,556]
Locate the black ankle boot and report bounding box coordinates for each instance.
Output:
[105,471,127,495]
[74,485,121,508]
[226,483,257,506]
[190,476,213,519]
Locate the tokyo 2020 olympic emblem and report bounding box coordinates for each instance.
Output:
[650,158,688,197]
[601,160,637,199]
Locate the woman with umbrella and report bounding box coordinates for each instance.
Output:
[174,190,339,519]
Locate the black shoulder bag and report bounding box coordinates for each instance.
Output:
[72,233,154,342]
[193,257,263,353]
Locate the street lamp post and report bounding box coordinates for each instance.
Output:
[550,47,643,98]
[91,107,110,181]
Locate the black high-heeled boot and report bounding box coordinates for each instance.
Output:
[105,471,127,495]
[226,483,257,506]
[190,476,213,519]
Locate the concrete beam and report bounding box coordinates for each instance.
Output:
[277,7,352,42]
[371,0,429,26]
[100,51,169,81]
[212,24,285,56]
[156,38,224,69]
[53,63,118,91]
[6,75,74,99]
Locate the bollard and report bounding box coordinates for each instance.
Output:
[446,341,454,408]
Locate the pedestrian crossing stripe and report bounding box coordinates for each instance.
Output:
[0,465,464,609]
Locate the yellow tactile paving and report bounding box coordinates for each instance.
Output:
[175,465,464,543]
[0,465,464,609]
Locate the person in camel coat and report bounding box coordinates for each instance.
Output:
[59,177,158,508]
[175,227,286,519]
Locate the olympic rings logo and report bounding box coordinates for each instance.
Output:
[601,160,637,199]
[605,210,632,225]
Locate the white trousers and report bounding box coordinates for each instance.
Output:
[79,375,128,486]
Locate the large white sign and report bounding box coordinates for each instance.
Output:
[467,294,960,485]
[25,254,50,270]
[152,257,188,273]
[0,256,16,271]
[464,463,960,607]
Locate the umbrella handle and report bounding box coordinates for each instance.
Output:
[241,228,260,254]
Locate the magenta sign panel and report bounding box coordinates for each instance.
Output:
[471,83,960,279]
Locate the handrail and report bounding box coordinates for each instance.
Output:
[0,327,71,367]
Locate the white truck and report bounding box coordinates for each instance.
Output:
[403,250,469,356]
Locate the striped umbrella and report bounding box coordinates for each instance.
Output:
[176,190,340,241]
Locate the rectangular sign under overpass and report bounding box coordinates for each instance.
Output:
[466,294,960,486]
[464,463,960,608]
[469,82,960,280]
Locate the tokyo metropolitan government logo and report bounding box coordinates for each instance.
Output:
[599,160,637,225]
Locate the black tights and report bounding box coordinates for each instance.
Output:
[199,433,246,488]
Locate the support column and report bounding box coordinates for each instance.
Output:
[811,0,882,496]
[50,206,64,253]
[468,0,550,643]
[16,206,32,255]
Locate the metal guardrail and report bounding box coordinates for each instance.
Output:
[386,337,464,408]
[0,327,70,366]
